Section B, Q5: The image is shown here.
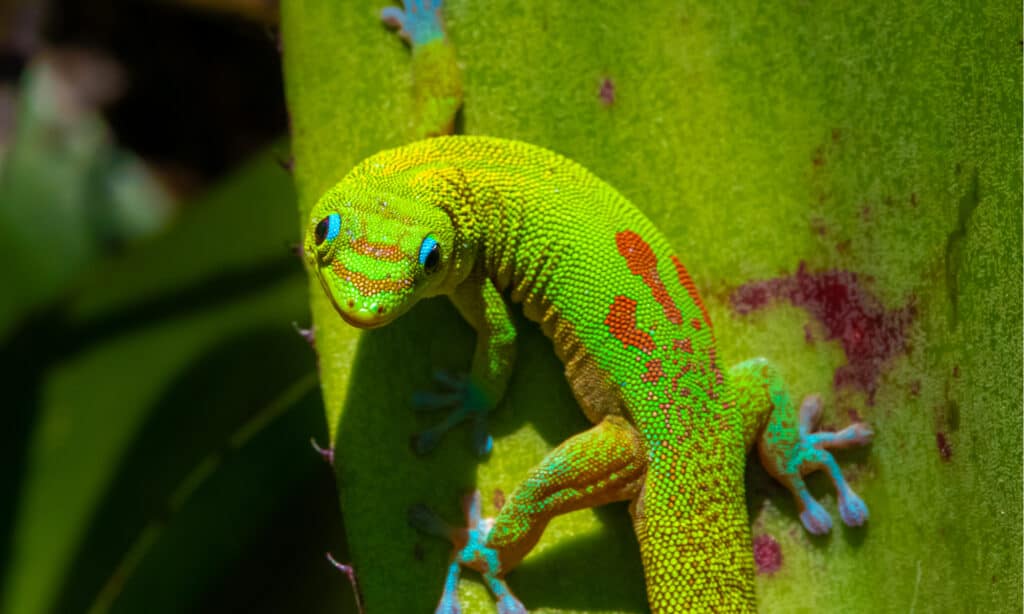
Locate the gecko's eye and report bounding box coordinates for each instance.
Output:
[419,234,441,274]
[314,213,341,246]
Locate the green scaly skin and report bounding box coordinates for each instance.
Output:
[303,135,874,612]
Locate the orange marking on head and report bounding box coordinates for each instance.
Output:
[615,231,683,325]
[331,260,412,296]
[671,255,713,330]
[604,295,655,353]
[351,237,405,262]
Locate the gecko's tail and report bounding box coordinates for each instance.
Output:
[630,445,756,613]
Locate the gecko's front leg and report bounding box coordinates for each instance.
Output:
[413,274,516,456]
[412,416,647,613]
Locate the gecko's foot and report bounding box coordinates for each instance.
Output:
[799,497,833,536]
[381,0,446,47]
[409,492,525,614]
[411,370,494,456]
[763,394,874,534]
[838,489,869,527]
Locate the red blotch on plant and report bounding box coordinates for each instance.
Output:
[812,145,826,167]
[936,432,953,461]
[730,262,914,403]
[753,534,783,575]
[599,77,615,105]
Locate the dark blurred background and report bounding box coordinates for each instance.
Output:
[27,0,286,192]
[0,1,355,612]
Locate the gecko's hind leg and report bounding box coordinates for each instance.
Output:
[411,416,646,613]
[409,491,525,614]
[731,358,874,535]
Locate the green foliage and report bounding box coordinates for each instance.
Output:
[282,1,1021,612]
[0,57,173,341]
[1,151,353,614]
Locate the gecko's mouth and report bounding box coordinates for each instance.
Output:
[317,274,391,330]
[337,308,388,330]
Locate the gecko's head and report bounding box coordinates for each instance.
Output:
[303,187,457,329]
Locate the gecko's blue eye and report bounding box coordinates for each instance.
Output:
[314,213,341,245]
[419,234,440,274]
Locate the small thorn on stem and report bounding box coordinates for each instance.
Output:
[292,322,316,346]
[310,437,334,465]
[276,154,294,173]
[264,24,283,55]
[327,552,365,614]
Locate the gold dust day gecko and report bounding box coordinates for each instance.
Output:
[302,2,873,612]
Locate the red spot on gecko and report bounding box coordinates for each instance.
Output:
[642,359,665,383]
[753,534,783,574]
[909,380,921,396]
[615,231,683,325]
[671,256,713,330]
[674,338,693,354]
[708,347,724,385]
[605,295,655,353]
[730,262,915,404]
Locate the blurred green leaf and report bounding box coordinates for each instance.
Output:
[283,1,1020,612]
[0,53,174,340]
[2,150,353,614]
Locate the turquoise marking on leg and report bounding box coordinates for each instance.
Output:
[381,0,447,46]
[436,561,462,614]
[411,492,526,614]
[793,478,833,535]
[741,357,875,535]
[808,422,874,448]
[819,453,870,526]
[783,395,872,532]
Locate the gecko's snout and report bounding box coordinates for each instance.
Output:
[337,303,390,330]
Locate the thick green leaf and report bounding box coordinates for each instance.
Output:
[282,1,1021,612]
[2,151,353,614]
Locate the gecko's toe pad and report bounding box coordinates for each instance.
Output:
[838,492,869,527]
[497,594,527,614]
[800,499,833,535]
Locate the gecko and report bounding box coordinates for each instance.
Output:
[302,135,873,612]
[304,2,872,612]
